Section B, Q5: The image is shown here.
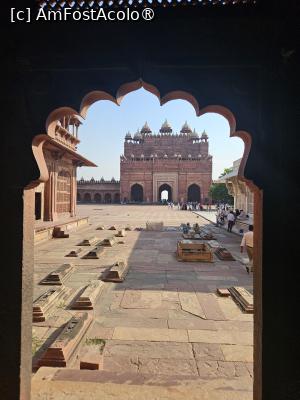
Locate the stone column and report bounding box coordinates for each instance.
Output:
[70,162,77,217]
[44,160,57,221]
[51,160,58,221]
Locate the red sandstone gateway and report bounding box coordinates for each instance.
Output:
[120,121,212,203]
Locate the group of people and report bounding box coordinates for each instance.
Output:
[165,201,212,211]
[216,204,253,273]
[216,204,249,232]
[182,222,200,234]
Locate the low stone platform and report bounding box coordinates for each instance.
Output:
[34,216,89,244]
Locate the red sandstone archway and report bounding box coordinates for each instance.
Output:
[159,184,172,202]
[131,183,143,202]
[114,193,120,203]
[83,193,92,203]
[104,193,112,203]
[187,184,201,202]
[94,193,102,203]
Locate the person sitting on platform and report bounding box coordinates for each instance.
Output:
[194,223,200,233]
[240,224,254,273]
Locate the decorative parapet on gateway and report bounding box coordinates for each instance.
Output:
[120,155,212,162]
[78,178,120,185]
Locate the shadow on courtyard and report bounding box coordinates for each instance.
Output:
[112,220,252,294]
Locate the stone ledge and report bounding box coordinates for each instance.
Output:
[34,216,89,244]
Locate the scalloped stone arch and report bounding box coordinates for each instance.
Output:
[28,78,262,400]
[43,80,252,186]
[46,79,251,184]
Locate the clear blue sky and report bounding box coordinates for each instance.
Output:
[77,88,244,180]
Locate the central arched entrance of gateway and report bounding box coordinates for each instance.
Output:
[187,184,201,202]
[131,183,143,202]
[159,184,172,202]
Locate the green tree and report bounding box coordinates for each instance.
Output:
[209,183,234,204]
[218,167,233,178]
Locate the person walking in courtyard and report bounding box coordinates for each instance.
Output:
[227,210,235,232]
[241,224,254,273]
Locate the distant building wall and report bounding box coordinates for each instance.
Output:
[77,179,120,203]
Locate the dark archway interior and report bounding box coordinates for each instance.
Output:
[159,184,172,202]
[131,184,144,202]
[104,193,112,203]
[77,193,81,202]
[84,193,92,202]
[94,193,102,203]
[188,184,201,202]
[114,193,120,203]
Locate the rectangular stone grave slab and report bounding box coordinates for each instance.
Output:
[125,226,132,231]
[146,221,164,231]
[108,226,117,230]
[82,246,106,259]
[176,240,213,262]
[100,237,116,247]
[71,280,105,310]
[216,288,231,297]
[33,286,73,322]
[102,261,129,282]
[183,231,216,240]
[215,247,236,261]
[77,237,100,246]
[228,287,253,313]
[38,312,93,368]
[96,226,105,230]
[39,264,74,285]
[115,229,126,237]
[65,248,82,257]
[207,240,221,249]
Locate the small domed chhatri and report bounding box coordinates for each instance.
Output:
[180,121,192,135]
[191,128,199,139]
[134,129,142,140]
[201,130,208,140]
[159,119,173,135]
[140,122,152,135]
[125,131,132,139]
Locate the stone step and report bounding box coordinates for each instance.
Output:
[32,367,253,400]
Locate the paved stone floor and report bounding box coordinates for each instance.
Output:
[32,205,253,399]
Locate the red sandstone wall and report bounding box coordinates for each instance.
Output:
[120,158,212,202]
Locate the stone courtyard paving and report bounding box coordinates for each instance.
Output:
[32,205,253,399]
